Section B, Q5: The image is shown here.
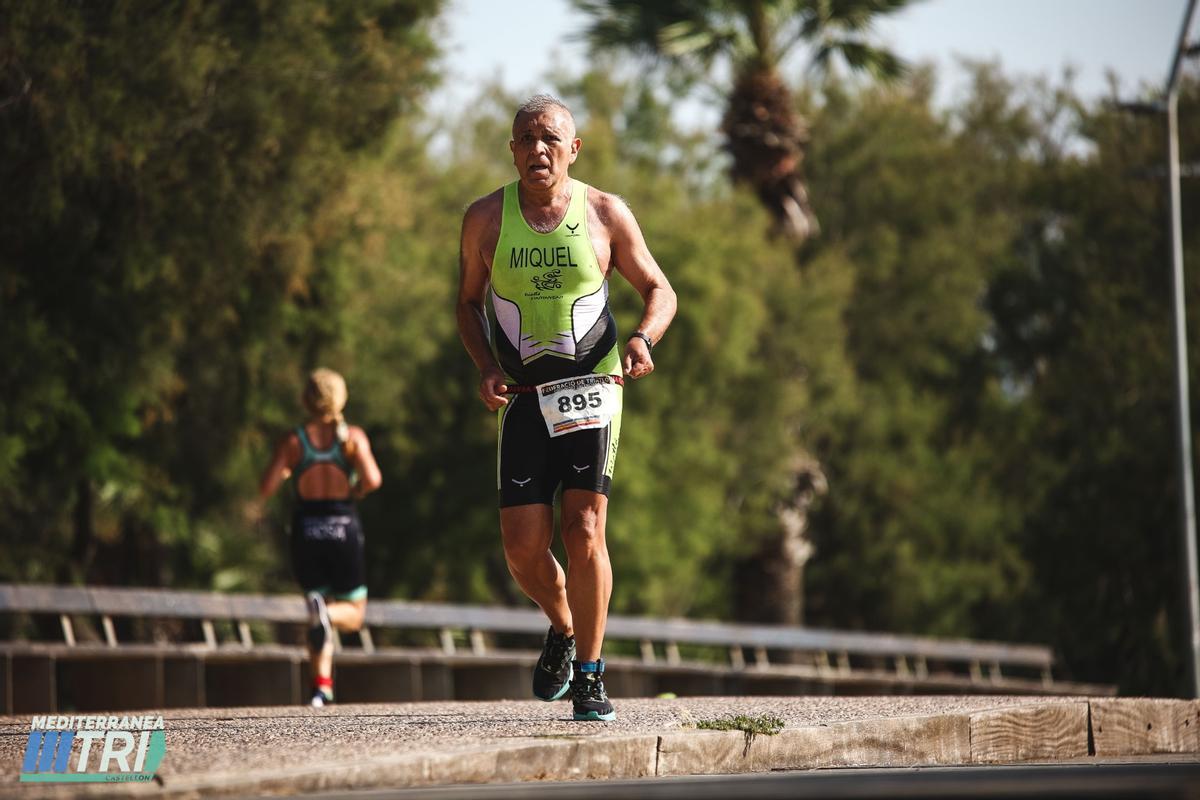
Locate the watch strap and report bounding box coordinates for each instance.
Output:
[629,331,653,352]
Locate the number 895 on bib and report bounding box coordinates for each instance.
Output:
[537,375,621,438]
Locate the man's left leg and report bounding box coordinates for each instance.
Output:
[561,489,616,721]
[561,489,611,661]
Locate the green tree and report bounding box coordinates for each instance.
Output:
[0,0,442,591]
[573,0,914,629]
[982,75,1200,695]
[795,68,1028,636]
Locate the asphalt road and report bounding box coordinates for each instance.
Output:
[284,760,1200,800]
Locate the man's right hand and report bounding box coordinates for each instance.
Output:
[479,366,509,411]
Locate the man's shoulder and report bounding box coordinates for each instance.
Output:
[463,186,505,225]
[584,184,635,230]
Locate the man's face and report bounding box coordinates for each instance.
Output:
[510,109,580,190]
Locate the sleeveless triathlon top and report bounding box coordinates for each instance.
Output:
[489,179,620,386]
[293,425,355,495]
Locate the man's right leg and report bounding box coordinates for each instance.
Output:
[501,503,573,633]
[501,503,576,700]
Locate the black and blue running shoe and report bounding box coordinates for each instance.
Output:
[532,626,576,701]
[571,659,615,721]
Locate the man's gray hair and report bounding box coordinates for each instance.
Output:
[513,94,576,135]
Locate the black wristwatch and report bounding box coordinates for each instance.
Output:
[629,331,653,352]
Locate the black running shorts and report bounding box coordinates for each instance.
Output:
[290,500,367,600]
[497,391,621,507]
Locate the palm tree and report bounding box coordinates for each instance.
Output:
[575,1,910,630]
[574,0,912,242]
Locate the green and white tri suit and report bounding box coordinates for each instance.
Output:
[490,179,623,506]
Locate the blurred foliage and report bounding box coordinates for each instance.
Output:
[0,0,443,589]
[1,2,1199,697]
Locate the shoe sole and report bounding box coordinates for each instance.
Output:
[535,680,572,702]
[573,710,616,721]
[532,640,575,701]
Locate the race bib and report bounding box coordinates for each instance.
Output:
[536,375,621,438]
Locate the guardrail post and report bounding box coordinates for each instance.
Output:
[469,629,486,655]
[970,660,983,682]
[439,628,456,655]
[895,656,911,677]
[101,615,117,647]
[915,656,929,680]
[237,621,253,648]
[989,660,1002,683]
[360,627,376,654]
[729,646,745,670]
[202,620,217,648]
[837,652,851,675]
[754,646,770,670]
[59,614,75,646]
[639,639,655,663]
[665,642,681,665]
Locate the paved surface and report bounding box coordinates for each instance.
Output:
[1,696,1196,797]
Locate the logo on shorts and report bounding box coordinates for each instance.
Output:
[19,714,166,784]
[511,477,532,486]
[572,464,590,473]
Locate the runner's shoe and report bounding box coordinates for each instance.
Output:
[571,659,615,721]
[532,626,575,701]
[306,591,332,652]
[310,687,333,707]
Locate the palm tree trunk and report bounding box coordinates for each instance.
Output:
[733,456,826,634]
[721,68,819,242]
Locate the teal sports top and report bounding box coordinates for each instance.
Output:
[294,426,353,481]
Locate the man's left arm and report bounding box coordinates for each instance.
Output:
[607,196,677,380]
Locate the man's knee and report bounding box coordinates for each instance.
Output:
[563,507,607,562]
[502,529,548,571]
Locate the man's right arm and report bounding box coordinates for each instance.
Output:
[456,197,508,411]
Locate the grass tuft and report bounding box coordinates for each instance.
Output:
[694,713,785,755]
[695,714,785,736]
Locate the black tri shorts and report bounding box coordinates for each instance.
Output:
[290,499,367,601]
[497,390,622,507]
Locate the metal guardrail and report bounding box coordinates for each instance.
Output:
[0,583,1072,690]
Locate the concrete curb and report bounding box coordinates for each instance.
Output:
[657,711,972,775]
[16,698,1200,798]
[158,735,660,798]
[969,700,1089,763]
[1091,698,1200,756]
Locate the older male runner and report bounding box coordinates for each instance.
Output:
[456,95,676,721]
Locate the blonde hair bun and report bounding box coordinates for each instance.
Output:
[303,368,350,442]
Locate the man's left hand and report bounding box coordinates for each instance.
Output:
[623,338,654,380]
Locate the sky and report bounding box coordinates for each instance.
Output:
[428,0,1195,127]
